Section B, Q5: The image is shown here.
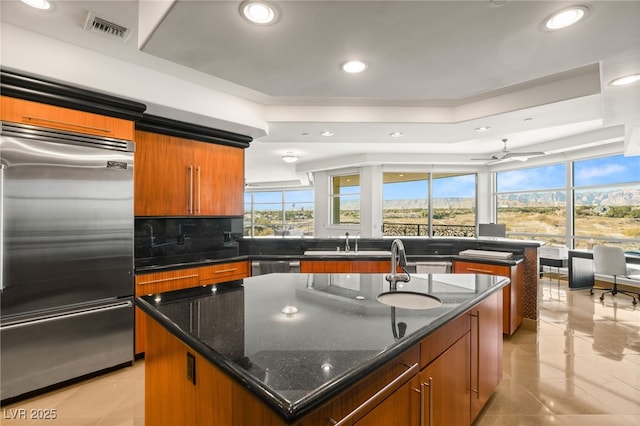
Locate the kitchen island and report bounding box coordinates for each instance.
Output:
[137,272,509,425]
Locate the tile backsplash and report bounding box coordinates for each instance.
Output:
[135,217,243,267]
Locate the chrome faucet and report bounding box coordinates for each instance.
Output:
[385,239,410,289]
[344,232,350,253]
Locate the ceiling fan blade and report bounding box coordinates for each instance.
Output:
[503,151,545,158]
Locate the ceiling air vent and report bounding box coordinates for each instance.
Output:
[83,11,132,43]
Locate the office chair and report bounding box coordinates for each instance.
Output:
[591,245,638,305]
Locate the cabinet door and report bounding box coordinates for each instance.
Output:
[134,131,194,216]
[1,96,134,140]
[134,268,200,355]
[470,291,503,421]
[354,376,420,426]
[300,260,353,273]
[195,142,244,216]
[453,260,522,335]
[352,260,391,273]
[199,261,250,285]
[419,333,470,426]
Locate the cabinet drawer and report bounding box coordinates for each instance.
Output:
[420,311,470,368]
[1,96,134,140]
[453,260,510,277]
[135,268,200,295]
[199,261,250,285]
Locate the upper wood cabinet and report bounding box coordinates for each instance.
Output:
[1,96,135,140]
[134,130,244,217]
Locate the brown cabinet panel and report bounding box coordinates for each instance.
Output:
[300,260,390,273]
[196,142,244,216]
[453,260,523,335]
[1,96,134,140]
[135,268,200,355]
[134,130,245,217]
[420,311,470,368]
[134,131,193,216]
[352,260,391,273]
[419,333,471,426]
[354,376,420,426]
[135,268,200,296]
[470,290,503,421]
[199,261,250,285]
[300,260,353,273]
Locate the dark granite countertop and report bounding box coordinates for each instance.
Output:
[137,272,509,422]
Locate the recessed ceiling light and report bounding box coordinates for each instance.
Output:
[544,6,588,30]
[609,73,640,87]
[475,126,491,132]
[281,152,298,163]
[390,132,403,138]
[240,1,277,25]
[20,0,51,9]
[341,60,368,74]
[320,131,334,137]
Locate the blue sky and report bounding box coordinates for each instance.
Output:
[498,154,639,192]
[384,174,476,199]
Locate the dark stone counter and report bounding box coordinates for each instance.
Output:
[137,272,509,422]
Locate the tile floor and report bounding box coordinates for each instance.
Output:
[2,276,639,426]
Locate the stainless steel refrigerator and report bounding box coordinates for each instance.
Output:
[0,122,135,401]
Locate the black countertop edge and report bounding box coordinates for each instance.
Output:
[135,255,249,273]
[136,277,510,423]
[135,254,523,274]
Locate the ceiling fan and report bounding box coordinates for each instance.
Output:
[471,139,545,163]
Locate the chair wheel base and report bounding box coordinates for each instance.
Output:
[600,295,605,301]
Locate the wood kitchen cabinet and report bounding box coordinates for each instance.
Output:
[300,260,390,273]
[135,262,250,355]
[199,261,250,285]
[419,333,471,426]
[454,260,523,335]
[134,268,200,355]
[470,290,503,421]
[0,96,134,140]
[134,130,244,217]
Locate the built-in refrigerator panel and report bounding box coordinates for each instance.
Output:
[1,123,135,401]
[0,124,134,317]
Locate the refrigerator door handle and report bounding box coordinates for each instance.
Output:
[0,300,133,331]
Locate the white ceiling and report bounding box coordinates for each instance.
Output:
[2,0,639,186]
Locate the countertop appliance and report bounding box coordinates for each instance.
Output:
[1,122,135,402]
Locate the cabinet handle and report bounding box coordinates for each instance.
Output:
[188,165,194,215]
[470,310,480,398]
[196,166,201,214]
[327,362,419,426]
[213,268,238,274]
[138,274,199,286]
[21,115,112,134]
[465,267,493,274]
[186,352,196,385]
[420,377,433,426]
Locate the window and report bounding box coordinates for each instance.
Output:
[330,173,360,225]
[573,154,640,250]
[382,172,476,237]
[383,173,429,236]
[496,164,567,246]
[244,189,314,236]
[432,173,476,237]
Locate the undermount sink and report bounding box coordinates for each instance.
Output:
[376,291,442,310]
[303,250,392,256]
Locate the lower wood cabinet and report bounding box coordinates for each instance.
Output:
[300,260,390,273]
[470,290,503,421]
[135,261,250,355]
[419,333,471,426]
[453,260,523,335]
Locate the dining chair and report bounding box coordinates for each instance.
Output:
[591,245,638,305]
